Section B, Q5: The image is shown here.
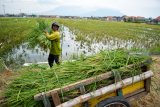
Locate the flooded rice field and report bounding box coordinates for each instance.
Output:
[3,26,152,67]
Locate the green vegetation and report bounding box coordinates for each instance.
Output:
[5,49,150,107]
[0,18,36,56]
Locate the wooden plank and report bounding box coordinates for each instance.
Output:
[35,72,112,101]
[144,77,151,92]
[51,92,61,106]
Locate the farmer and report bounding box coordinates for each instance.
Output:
[44,22,61,68]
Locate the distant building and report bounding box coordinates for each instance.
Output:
[39,15,58,18]
[123,16,145,22]
[136,16,145,20]
[155,16,160,24]
[105,16,123,21]
[106,16,113,21]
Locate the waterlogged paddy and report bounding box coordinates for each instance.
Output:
[58,19,160,48]
[5,26,132,64]
[4,26,156,65]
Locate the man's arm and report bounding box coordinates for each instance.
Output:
[45,32,59,40]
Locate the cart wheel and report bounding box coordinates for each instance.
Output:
[96,96,130,107]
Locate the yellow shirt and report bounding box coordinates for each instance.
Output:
[45,31,61,55]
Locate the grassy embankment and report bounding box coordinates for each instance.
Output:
[0,18,36,56]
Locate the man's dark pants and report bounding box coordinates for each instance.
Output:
[48,54,60,67]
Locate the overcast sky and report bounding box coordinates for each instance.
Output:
[0,0,159,18]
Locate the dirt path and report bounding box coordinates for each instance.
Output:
[131,55,160,107]
[0,70,15,107]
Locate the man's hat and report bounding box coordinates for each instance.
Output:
[52,22,59,28]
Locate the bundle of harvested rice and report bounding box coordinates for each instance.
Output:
[28,20,52,51]
[5,49,150,107]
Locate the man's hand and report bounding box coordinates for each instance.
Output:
[44,30,49,37]
[44,30,48,34]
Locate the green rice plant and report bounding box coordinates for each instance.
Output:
[0,18,37,57]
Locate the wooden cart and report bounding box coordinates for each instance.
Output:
[34,60,153,107]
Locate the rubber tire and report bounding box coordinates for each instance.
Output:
[96,96,130,107]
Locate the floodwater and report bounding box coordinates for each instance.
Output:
[3,26,148,67]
